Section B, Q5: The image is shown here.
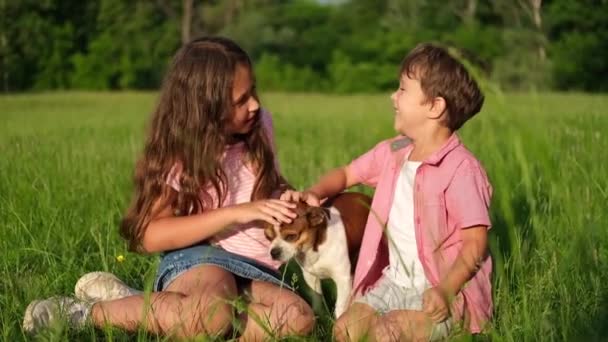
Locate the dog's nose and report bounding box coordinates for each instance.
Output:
[270,248,282,260]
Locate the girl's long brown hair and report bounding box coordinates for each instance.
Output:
[120,37,285,252]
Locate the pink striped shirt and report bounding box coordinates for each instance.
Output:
[166,109,281,270]
[347,134,493,333]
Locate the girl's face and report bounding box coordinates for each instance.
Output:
[226,64,260,136]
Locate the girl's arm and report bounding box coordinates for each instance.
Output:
[141,192,295,253]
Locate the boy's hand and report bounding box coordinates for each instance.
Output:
[422,287,449,323]
[280,190,321,207]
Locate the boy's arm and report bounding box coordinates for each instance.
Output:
[437,225,488,299]
[307,166,359,200]
[284,139,391,204]
[282,166,359,206]
[423,158,492,322]
[423,225,488,323]
[434,158,492,300]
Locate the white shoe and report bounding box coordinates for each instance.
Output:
[75,272,142,302]
[23,297,91,334]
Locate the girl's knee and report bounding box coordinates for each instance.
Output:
[185,296,234,337]
[292,301,315,335]
[204,301,234,336]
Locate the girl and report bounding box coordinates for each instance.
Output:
[23,36,315,340]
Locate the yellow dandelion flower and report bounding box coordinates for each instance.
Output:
[116,255,125,263]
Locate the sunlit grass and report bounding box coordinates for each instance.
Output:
[1,91,607,341]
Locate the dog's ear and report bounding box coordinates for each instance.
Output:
[307,206,329,251]
[306,206,329,226]
[262,221,276,241]
[260,220,273,230]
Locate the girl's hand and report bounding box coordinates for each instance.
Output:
[280,190,321,207]
[232,200,297,226]
[422,287,450,323]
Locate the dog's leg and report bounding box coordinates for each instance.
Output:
[302,269,322,294]
[301,270,326,316]
[333,274,352,318]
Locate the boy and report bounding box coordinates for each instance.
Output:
[282,43,492,341]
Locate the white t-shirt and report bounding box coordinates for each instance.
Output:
[385,159,430,290]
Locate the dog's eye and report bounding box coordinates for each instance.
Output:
[284,234,299,242]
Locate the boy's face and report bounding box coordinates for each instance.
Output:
[226,64,260,135]
[390,72,432,136]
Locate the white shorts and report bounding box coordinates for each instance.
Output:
[354,275,451,340]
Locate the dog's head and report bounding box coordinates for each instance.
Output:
[263,201,330,262]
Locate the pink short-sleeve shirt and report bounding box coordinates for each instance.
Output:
[347,134,493,333]
[165,109,281,270]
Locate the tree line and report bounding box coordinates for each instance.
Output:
[1,0,606,93]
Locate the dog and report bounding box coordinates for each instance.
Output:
[264,192,371,318]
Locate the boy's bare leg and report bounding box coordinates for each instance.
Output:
[91,265,237,339]
[333,303,378,342]
[373,310,435,342]
[238,280,315,341]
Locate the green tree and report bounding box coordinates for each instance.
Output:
[0,0,98,91]
[71,0,180,89]
[547,0,608,91]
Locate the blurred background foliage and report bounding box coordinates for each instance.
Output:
[1,0,607,93]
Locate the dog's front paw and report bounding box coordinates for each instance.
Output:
[302,271,322,294]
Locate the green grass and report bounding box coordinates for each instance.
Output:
[1,91,607,341]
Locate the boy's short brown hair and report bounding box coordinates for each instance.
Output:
[401,43,484,131]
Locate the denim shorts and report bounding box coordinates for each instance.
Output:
[153,243,293,292]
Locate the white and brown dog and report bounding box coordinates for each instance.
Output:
[264,192,371,318]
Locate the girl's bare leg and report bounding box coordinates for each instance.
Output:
[90,265,237,339]
[333,303,378,342]
[238,280,315,341]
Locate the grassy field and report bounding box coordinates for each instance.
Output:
[1,91,607,341]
